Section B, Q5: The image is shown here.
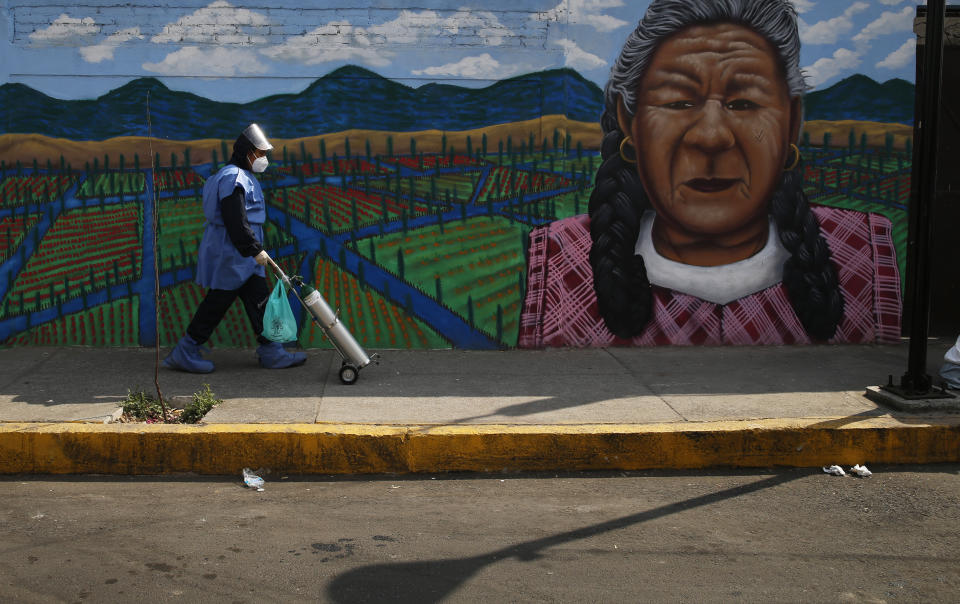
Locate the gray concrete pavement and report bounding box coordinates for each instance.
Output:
[0,342,953,425]
[3,466,959,602]
[4,342,960,475]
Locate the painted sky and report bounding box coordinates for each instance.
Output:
[0,0,939,102]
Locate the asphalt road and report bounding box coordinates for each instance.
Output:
[2,465,959,603]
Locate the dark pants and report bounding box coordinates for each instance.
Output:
[186,275,271,346]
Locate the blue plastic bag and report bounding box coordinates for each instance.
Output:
[262,279,298,343]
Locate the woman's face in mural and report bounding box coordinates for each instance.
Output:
[619,23,801,266]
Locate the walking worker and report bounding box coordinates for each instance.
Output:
[164,123,307,373]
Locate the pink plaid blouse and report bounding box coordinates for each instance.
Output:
[518,206,902,347]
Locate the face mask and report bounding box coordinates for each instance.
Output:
[251,155,268,173]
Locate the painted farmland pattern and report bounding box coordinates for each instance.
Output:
[1,174,77,207]
[0,126,911,348]
[157,195,205,273]
[366,172,481,207]
[160,280,258,348]
[299,254,448,349]
[268,184,433,235]
[4,298,139,347]
[366,216,528,346]
[154,169,203,193]
[389,153,485,171]
[1,215,40,263]
[276,157,387,179]
[77,173,146,198]
[3,204,141,316]
[158,255,301,348]
[475,166,575,203]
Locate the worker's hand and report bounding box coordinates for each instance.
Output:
[255,250,271,267]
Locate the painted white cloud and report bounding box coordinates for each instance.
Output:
[364,9,511,46]
[29,14,99,46]
[803,47,862,87]
[798,2,869,45]
[439,9,512,46]
[412,53,517,79]
[554,39,606,70]
[260,22,393,67]
[536,0,629,33]
[151,0,270,46]
[877,38,915,69]
[791,0,816,12]
[143,46,268,76]
[263,9,514,68]
[79,27,144,63]
[853,7,914,45]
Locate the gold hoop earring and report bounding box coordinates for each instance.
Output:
[785,143,801,171]
[619,136,637,163]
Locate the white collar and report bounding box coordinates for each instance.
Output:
[634,211,790,305]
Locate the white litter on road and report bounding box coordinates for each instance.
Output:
[242,468,265,491]
[823,464,873,477]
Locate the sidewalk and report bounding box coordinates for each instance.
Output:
[1,343,959,475]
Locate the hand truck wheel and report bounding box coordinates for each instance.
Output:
[339,364,359,385]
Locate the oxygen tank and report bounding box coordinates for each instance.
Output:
[265,256,374,385]
[298,280,371,376]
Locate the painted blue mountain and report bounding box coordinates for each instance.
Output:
[804,74,914,125]
[0,67,914,141]
[0,66,605,140]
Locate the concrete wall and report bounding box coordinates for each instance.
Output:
[0,1,917,349]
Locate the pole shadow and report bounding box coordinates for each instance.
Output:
[325,471,802,603]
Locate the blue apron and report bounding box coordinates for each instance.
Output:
[195,165,266,290]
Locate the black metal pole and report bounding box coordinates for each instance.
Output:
[902,0,946,394]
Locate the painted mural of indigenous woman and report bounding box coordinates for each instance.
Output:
[519,0,902,347]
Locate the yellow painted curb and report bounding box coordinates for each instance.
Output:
[1,416,959,475]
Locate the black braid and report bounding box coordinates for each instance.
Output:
[770,168,845,340]
[588,110,652,339]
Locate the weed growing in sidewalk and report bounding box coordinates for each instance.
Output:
[118,384,222,424]
[181,384,222,423]
[119,390,169,423]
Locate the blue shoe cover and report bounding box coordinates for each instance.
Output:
[257,342,307,369]
[163,335,215,373]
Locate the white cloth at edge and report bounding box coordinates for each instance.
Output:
[943,335,960,365]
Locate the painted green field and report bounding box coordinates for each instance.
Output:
[4,297,139,346]
[299,255,448,349]
[77,173,146,198]
[362,216,528,346]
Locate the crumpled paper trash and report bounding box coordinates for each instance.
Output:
[822,465,846,476]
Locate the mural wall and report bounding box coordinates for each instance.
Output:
[0,1,921,349]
